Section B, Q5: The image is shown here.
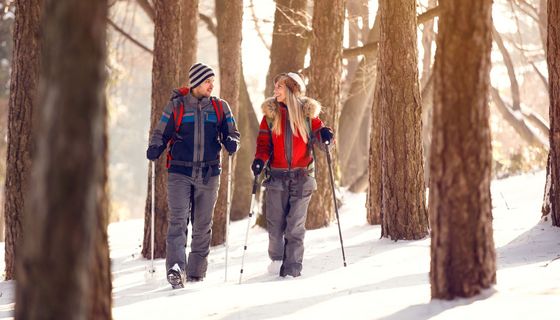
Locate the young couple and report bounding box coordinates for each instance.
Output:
[147,62,334,289]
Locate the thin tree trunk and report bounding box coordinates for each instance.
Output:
[377,0,428,240]
[264,0,309,97]
[142,0,182,259]
[547,0,560,227]
[430,0,496,299]
[3,0,42,281]
[179,0,198,86]
[305,0,345,229]
[421,0,436,188]
[367,77,382,225]
[339,14,380,187]
[16,0,109,317]
[231,64,260,221]
[212,0,242,246]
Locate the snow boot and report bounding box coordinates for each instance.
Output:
[167,263,184,289]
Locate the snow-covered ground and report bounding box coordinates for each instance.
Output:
[0,170,558,319]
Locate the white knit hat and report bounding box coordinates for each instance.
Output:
[286,72,306,93]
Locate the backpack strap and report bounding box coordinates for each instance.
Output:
[210,97,224,126]
[306,117,316,175]
[166,101,185,168]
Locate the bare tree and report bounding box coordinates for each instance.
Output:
[547,0,560,227]
[430,0,496,299]
[142,0,182,259]
[264,0,309,97]
[376,0,428,240]
[211,0,242,246]
[16,0,110,317]
[3,0,41,280]
[305,0,345,229]
[179,0,198,86]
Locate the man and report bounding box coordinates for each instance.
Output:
[147,62,240,288]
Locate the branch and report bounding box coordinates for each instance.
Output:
[249,0,270,50]
[199,13,217,36]
[108,18,153,54]
[490,87,548,149]
[531,61,549,90]
[136,0,155,22]
[342,6,440,58]
[492,25,521,111]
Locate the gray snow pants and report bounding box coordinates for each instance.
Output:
[264,168,317,277]
[166,172,220,278]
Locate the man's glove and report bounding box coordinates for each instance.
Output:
[251,159,265,176]
[224,136,239,154]
[147,145,164,161]
[319,127,334,145]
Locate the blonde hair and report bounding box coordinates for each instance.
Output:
[271,75,309,143]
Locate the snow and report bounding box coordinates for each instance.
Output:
[0,170,559,319]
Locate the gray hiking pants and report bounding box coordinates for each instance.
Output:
[264,169,317,277]
[166,172,219,278]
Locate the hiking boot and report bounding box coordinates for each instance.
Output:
[167,263,184,289]
[267,260,283,275]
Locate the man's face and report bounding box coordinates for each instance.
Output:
[193,77,215,97]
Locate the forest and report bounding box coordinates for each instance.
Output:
[0,0,558,319]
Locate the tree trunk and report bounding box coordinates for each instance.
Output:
[179,0,198,86]
[142,0,181,259]
[306,0,344,229]
[231,64,260,221]
[16,0,109,317]
[367,77,382,225]
[88,99,112,319]
[3,0,41,281]
[339,14,380,187]
[211,0,242,246]
[377,0,428,240]
[430,0,496,299]
[548,0,560,227]
[264,0,309,97]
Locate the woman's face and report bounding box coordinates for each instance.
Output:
[274,80,287,103]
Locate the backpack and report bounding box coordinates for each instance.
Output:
[166,87,225,168]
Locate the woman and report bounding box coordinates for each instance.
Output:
[251,72,333,278]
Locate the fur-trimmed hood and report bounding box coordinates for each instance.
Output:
[261,97,322,120]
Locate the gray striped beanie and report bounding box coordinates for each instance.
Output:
[189,63,215,88]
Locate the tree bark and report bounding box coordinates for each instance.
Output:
[430,0,496,299]
[16,0,109,317]
[305,0,344,229]
[231,64,260,221]
[548,0,560,227]
[212,0,242,246]
[142,0,181,259]
[264,0,309,97]
[3,0,42,281]
[377,0,428,240]
[339,14,380,187]
[179,0,198,86]
[367,77,382,225]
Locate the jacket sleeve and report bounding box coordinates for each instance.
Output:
[149,101,175,149]
[219,99,241,145]
[255,116,272,162]
[310,117,326,144]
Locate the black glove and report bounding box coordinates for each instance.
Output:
[223,136,239,154]
[251,159,265,176]
[319,127,334,145]
[146,145,164,161]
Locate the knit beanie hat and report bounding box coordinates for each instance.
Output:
[189,62,215,89]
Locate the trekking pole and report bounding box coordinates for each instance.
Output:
[225,154,233,282]
[325,141,347,267]
[239,173,259,284]
[147,160,156,277]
